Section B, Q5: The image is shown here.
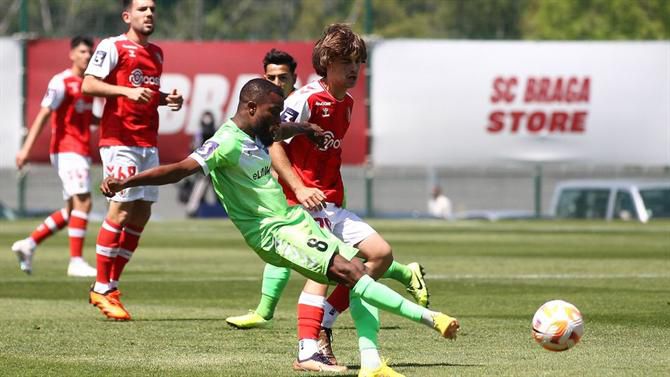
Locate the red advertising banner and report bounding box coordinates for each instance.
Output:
[26,39,368,164]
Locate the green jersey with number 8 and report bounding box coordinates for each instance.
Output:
[188,120,357,283]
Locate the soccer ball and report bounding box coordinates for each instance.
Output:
[531,299,584,351]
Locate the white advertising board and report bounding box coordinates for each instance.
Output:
[0,38,21,168]
[371,41,670,167]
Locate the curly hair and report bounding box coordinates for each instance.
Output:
[312,23,367,77]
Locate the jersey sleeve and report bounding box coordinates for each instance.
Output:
[280,92,311,144]
[281,92,311,124]
[188,133,240,175]
[84,38,119,79]
[40,75,65,110]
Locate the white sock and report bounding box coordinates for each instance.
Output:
[298,339,318,361]
[70,257,83,263]
[109,280,119,290]
[360,348,382,370]
[420,309,439,328]
[93,282,110,294]
[321,301,340,329]
[26,237,37,249]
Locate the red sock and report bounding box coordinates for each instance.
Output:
[110,224,143,282]
[326,284,350,313]
[297,292,325,340]
[95,219,122,285]
[30,208,69,245]
[68,210,88,258]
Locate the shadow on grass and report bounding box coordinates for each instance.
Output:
[333,325,402,330]
[343,361,484,370]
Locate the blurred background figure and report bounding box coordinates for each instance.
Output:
[182,110,226,217]
[11,36,98,277]
[192,111,217,150]
[428,185,452,220]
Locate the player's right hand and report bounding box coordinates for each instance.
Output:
[295,186,326,212]
[100,176,124,197]
[125,87,154,103]
[15,150,28,170]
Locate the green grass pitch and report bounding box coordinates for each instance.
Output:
[1,219,668,376]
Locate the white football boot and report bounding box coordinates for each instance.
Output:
[67,257,97,277]
[11,238,36,275]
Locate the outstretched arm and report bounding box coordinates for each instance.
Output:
[273,122,325,147]
[101,157,202,197]
[16,107,52,169]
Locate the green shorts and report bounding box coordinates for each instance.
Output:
[258,206,358,284]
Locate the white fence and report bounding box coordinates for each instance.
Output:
[0,38,21,168]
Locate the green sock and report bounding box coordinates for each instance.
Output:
[349,294,380,350]
[352,274,425,322]
[381,260,413,286]
[255,264,291,320]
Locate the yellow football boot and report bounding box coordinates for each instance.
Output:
[358,360,405,377]
[433,312,460,339]
[406,262,429,307]
[225,310,271,329]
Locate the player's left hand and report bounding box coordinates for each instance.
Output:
[166,89,183,111]
[303,123,325,148]
[100,176,124,197]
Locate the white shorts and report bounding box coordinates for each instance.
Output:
[50,153,91,200]
[100,146,159,202]
[308,203,376,246]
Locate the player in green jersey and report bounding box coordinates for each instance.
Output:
[100,78,459,377]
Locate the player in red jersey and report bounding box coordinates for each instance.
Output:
[272,25,432,375]
[11,36,98,278]
[82,0,183,321]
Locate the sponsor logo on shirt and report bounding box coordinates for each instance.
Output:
[128,68,161,87]
[195,140,219,159]
[252,165,271,180]
[92,51,107,66]
[315,101,332,106]
[281,107,299,122]
[67,82,80,94]
[318,130,341,152]
[122,44,138,58]
[74,98,93,113]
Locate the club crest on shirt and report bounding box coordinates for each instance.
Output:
[195,140,219,159]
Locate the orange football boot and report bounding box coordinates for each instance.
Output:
[107,289,128,311]
[89,288,131,321]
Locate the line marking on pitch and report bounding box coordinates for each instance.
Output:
[2,273,668,284]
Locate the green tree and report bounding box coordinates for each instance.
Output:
[522,0,670,39]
